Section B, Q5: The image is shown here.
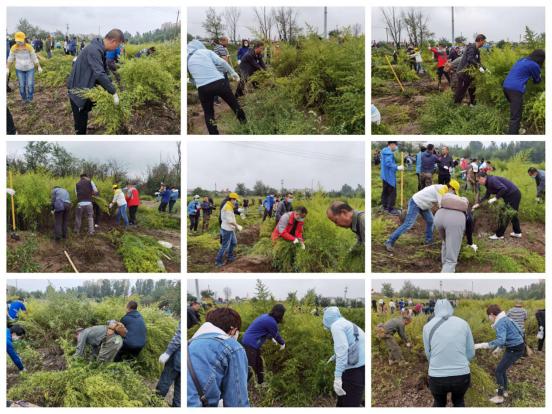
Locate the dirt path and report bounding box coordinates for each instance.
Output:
[187,98,232,135]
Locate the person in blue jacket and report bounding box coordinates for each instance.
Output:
[242,304,286,384]
[503,49,544,134]
[237,39,250,64]
[187,195,201,232]
[423,299,475,407]
[7,297,27,321]
[262,194,275,222]
[323,307,365,407]
[380,141,404,216]
[7,324,26,372]
[158,184,171,213]
[416,145,427,190]
[474,304,525,404]
[115,301,147,361]
[187,307,249,407]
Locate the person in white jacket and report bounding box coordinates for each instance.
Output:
[215,192,242,267]
[109,184,129,228]
[385,181,460,252]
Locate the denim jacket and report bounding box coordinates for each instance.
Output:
[489,312,525,349]
[187,323,249,407]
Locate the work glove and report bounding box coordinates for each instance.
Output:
[488,197,497,205]
[293,238,300,245]
[159,352,170,365]
[280,343,286,351]
[536,197,541,202]
[492,347,503,357]
[109,203,113,209]
[474,342,490,350]
[300,241,306,250]
[236,224,243,232]
[37,66,43,74]
[405,342,411,348]
[272,338,278,345]
[231,73,240,82]
[397,165,404,171]
[237,59,241,65]
[471,203,480,211]
[327,354,336,364]
[113,93,120,106]
[7,188,16,196]
[537,326,544,339]
[469,244,478,253]
[333,378,346,396]
[443,166,449,170]
[51,210,55,215]
[21,368,27,372]
[479,66,486,73]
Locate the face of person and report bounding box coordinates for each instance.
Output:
[255,46,264,54]
[478,176,486,185]
[442,147,449,155]
[105,37,121,51]
[488,314,496,322]
[295,213,306,222]
[389,143,398,152]
[192,303,200,311]
[328,211,352,228]
[529,172,537,178]
[221,38,228,46]
[244,41,249,47]
[477,39,486,48]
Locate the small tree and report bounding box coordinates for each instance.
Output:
[382,283,395,298]
[223,287,232,302]
[255,279,271,301]
[202,7,224,39]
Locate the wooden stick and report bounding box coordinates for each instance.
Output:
[64,250,79,273]
[385,55,405,92]
[9,171,16,231]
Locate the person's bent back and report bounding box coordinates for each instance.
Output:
[187,307,249,407]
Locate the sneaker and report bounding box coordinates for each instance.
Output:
[94,224,99,228]
[215,262,224,268]
[519,128,527,135]
[495,389,509,398]
[510,232,522,238]
[386,209,400,216]
[489,234,504,240]
[490,395,505,404]
[384,241,394,252]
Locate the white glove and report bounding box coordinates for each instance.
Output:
[37,66,43,74]
[474,342,490,350]
[492,347,503,357]
[537,326,544,339]
[6,188,15,196]
[21,368,27,372]
[109,203,113,209]
[472,203,480,211]
[443,166,449,170]
[300,242,306,250]
[280,343,286,351]
[406,342,411,348]
[397,165,404,171]
[293,238,300,245]
[536,197,541,202]
[272,338,278,345]
[236,224,243,232]
[479,66,485,73]
[333,378,346,396]
[327,354,336,364]
[470,244,478,253]
[237,60,241,65]
[231,73,240,82]
[488,197,497,205]
[113,93,120,106]
[159,352,170,365]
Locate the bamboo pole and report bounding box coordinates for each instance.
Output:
[64,250,79,273]
[9,171,16,231]
[385,55,405,92]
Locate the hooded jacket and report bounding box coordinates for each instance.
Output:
[187,40,238,88]
[380,146,398,187]
[121,310,147,349]
[422,299,475,378]
[323,307,365,378]
[421,151,439,173]
[242,313,285,349]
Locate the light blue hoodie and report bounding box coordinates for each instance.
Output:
[187,40,238,88]
[323,307,365,379]
[422,299,475,378]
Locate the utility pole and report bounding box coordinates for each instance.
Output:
[281,179,284,194]
[323,7,327,39]
[344,286,348,300]
[66,24,69,36]
[195,279,200,302]
[385,27,389,44]
[451,7,455,44]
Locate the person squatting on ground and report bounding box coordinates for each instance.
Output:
[376,314,412,365]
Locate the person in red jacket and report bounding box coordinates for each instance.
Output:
[125,183,141,225]
[271,206,308,248]
[429,44,450,90]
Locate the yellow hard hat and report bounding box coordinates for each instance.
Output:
[112,184,119,190]
[229,192,240,200]
[15,32,26,43]
[449,179,460,195]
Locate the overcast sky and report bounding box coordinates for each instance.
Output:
[188,141,364,191]
[372,7,545,43]
[8,279,137,292]
[188,7,364,39]
[372,279,543,295]
[7,141,179,179]
[7,7,180,35]
[187,279,365,300]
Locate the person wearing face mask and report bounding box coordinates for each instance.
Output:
[326,201,365,245]
[274,193,293,223]
[271,206,308,249]
[380,141,404,216]
[237,39,250,65]
[67,29,123,134]
[7,31,43,103]
[187,307,249,407]
[242,304,286,385]
[384,180,460,252]
[527,167,545,202]
[474,304,525,404]
[7,324,26,373]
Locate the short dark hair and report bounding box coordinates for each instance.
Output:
[528,167,538,174]
[191,301,200,306]
[477,172,488,179]
[105,29,124,42]
[420,145,426,152]
[387,141,398,145]
[206,307,242,333]
[127,301,138,310]
[269,304,286,323]
[427,144,434,151]
[327,201,353,215]
[475,34,487,42]
[80,173,88,178]
[486,304,501,316]
[528,49,545,66]
[10,324,26,337]
[253,40,264,48]
[295,206,308,215]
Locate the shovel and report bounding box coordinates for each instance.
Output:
[8,171,20,240]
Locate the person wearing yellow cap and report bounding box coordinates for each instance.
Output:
[434,182,477,272]
[384,182,460,252]
[7,31,43,103]
[215,192,242,267]
[109,184,129,228]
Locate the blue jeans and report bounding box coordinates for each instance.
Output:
[116,204,129,227]
[215,229,237,265]
[16,68,35,101]
[387,198,434,245]
[156,353,181,407]
[495,343,524,395]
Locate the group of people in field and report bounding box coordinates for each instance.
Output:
[374,297,545,406]
[378,141,545,272]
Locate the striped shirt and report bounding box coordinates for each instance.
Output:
[213,44,228,60]
[507,306,528,331]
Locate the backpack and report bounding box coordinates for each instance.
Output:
[347,324,360,365]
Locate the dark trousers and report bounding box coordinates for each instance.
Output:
[337,366,365,407]
[538,334,545,351]
[128,205,138,224]
[416,173,422,191]
[54,208,70,240]
[504,88,524,135]
[7,108,16,135]
[262,207,272,222]
[93,202,101,225]
[496,343,524,395]
[189,214,199,231]
[114,344,143,362]
[70,99,92,135]
[244,344,264,384]
[438,173,451,185]
[156,354,180,407]
[437,67,451,84]
[454,73,476,105]
[428,373,471,407]
[198,78,246,135]
[496,190,522,237]
[159,201,168,212]
[381,180,396,211]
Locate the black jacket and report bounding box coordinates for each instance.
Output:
[187,306,200,327]
[438,154,453,175]
[481,176,520,202]
[457,43,481,73]
[239,49,266,78]
[121,310,147,349]
[68,37,116,109]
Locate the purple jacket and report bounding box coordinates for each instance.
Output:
[242,314,284,349]
[481,176,520,201]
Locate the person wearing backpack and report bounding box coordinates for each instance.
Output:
[323,307,365,407]
[474,304,526,404]
[423,299,475,407]
[187,307,249,407]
